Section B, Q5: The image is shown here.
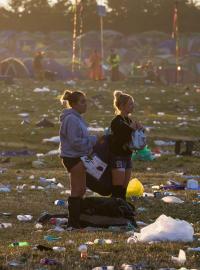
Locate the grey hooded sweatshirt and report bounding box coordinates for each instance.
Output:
[59,108,97,158]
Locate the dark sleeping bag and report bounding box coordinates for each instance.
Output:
[86,135,112,196]
[80,196,137,228]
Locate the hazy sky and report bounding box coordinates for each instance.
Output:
[0,0,58,7]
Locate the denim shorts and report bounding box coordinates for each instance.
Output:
[61,157,81,172]
[110,155,132,170]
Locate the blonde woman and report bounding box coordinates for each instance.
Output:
[109,90,140,200]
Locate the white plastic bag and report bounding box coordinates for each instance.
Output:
[135,214,194,242]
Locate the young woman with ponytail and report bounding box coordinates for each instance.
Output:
[110,90,141,200]
[59,90,97,229]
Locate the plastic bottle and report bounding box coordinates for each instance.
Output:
[53,246,66,252]
[9,242,30,247]
[17,215,32,221]
[94,239,106,245]
[78,244,88,259]
[44,235,61,241]
[187,179,199,190]
[54,200,68,207]
[50,218,68,225]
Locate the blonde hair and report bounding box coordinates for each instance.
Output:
[60,89,85,108]
[113,90,134,114]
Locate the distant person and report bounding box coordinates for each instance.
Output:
[33,51,45,80]
[109,90,142,200]
[89,49,103,81]
[107,49,120,81]
[59,90,97,229]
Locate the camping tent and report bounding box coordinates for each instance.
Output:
[0,57,30,78]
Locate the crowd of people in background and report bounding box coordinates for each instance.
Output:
[32,48,163,84]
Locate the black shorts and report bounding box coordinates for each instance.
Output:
[61,157,81,172]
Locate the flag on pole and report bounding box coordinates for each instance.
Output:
[97,5,106,17]
[96,0,107,16]
[172,2,178,39]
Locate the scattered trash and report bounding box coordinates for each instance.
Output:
[0,185,11,192]
[43,136,60,144]
[8,260,25,267]
[32,160,45,168]
[44,235,62,241]
[126,178,144,197]
[40,258,60,265]
[78,244,88,259]
[35,223,43,229]
[33,87,50,93]
[17,215,33,222]
[54,199,68,207]
[0,223,12,229]
[50,218,68,226]
[127,236,138,244]
[134,215,194,242]
[154,140,175,146]
[52,246,66,252]
[132,146,156,161]
[93,239,113,245]
[36,118,55,127]
[161,196,184,204]
[33,244,53,251]
[9,242,30,247]
[186,179,199,190]
[172,249,186,265]
[187,247,200,252]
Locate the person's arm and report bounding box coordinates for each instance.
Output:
[64,115,97,152]
[111,117,133,137]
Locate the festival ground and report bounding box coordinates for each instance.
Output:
[0,79,199,269]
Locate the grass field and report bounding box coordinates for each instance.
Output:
[0,79,200,269]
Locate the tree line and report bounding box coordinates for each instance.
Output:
[0,0,199,33]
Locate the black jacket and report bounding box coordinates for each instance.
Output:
[110,115,133,156]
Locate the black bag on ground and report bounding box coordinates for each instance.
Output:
[80,196,137,228]
[86,135,112,196]
[37,197,137,228]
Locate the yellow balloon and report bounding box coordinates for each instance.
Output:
[126,178,144,197]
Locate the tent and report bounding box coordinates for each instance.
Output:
[0,57,30,78]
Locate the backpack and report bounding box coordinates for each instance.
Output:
[86,135,112,196]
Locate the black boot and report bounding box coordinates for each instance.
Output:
[111,185,124,199]
[67,197,81,229]
[122,187,127,201]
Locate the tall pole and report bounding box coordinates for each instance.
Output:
[72,0,77,73]
[172,1,179,84]
[100,16,104,62]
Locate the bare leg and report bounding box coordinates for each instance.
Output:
[112,169,126,186]
[70,161,86,197]
[124,169,132,188]
[68,161,86,228]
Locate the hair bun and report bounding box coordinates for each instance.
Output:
[62,90,72,101]
[113,90,123,99]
